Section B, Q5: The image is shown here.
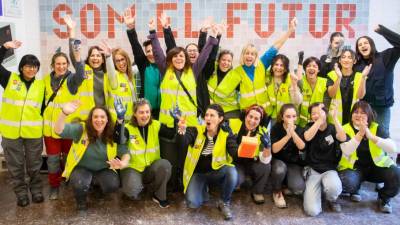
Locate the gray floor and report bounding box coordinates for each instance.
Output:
[0,173,399,225]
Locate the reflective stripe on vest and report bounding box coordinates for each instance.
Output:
[62,123,117,180]
[338,123,394,171]
[0,73,44,139]
[109,71,137,121]
[159,68,198,128]
[125,121,161,172]
[183,126,234,193]
[327,71,362,125]
[299,77,327,127]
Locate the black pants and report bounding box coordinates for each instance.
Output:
[339,165,400,201]
[69,167,120,205]
[236,161,271,194]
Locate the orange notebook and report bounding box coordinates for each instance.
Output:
[238,136,258,158]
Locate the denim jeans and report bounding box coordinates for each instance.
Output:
[373,106,391,136]
[185,165,238,208]
[270,159,305,194]
[303,168,342,216]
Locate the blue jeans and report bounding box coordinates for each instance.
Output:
[373,106,391,135]
[185,165,238,208]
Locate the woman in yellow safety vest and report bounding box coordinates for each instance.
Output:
[298,56,329,127]
[326,49,370,125]
[0,40,44,207]
[54,101,130,214]
[114,98,176,208]
[104,46,138,121]
[177,104,238,221]
[64,15,115,120]
[266,54,302,124]
[43,50,84,200]
[338,101,400,214]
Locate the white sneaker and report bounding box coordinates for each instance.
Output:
[273,192,287,208]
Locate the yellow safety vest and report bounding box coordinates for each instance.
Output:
[182,126,234,193]
[62,123,117,180]
[43,73,79,138]
[125,121,161,172]
[298,76,327,127]
[159,68,198,128]
[207,69,240,113]
[327,71,362,125]
[0,73,44,139]
[266,74,292,119]
[338,123,394,171]
[109,71,137,121]
[229,118,267,157]
[76,64,113,121]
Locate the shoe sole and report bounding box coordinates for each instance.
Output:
[152,197,170,208]
[217,204,233,220]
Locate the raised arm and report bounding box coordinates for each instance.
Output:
[64,15,80,68]
[192,24,219,79]
[198,17,213,52]
[357,64,371,99]
[330,105,346,142]
[54,100,80,135]
[98,40,118,90]
[148,18,167,76]
[327,64,342,98]
[0,40,21,89]
[159,12,176,53]
[272,17,297,50]
[375,24,400,69]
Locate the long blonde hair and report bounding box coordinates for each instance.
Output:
[112,48,133,81]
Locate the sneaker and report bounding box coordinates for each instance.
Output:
[217,200,233,220]
[328,201,342,213]
[17,195,30,207]
[350,193,362,202]
[152,195,170,208]
[378,198,392,213]
[49,187,59,200]
[32,193,44,203]
[251,193,265,204]
[273,192,287,208]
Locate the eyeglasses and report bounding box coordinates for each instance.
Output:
[187,49,198,53]
[115,58,126,64]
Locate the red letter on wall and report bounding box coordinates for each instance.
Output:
[336,4,356,38]
[226,3,248,38]
[108,5,133,38]
[184,3,199,38]
[282,3,303,38]
[255,3,275,38]
[156,3,177,38]
[309,4,329,38]
[80,4,101,39]
[53,4,72,39]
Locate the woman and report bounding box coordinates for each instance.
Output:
[326,49,371,125]
[54,101,130,213]
[148,18,218,191]
[270,104,306,208]
[355,24,400,135]
[230,105,272,204]
[302,103,346,216]
[0,40,44,207]
[338,101,400,213]
[214,18,297,114]
[105,46,138,121]
[114,98,175,208]
[298,56,328,127]
[266,54,302,124]
[177,104,238,221]
[64,15,115,120]
[43,50,84,200]
[319,32,345,78]
[207,50,240,119]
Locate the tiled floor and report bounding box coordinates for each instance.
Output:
[0,172,399,225]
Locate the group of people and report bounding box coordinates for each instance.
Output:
[1,9,400,221]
